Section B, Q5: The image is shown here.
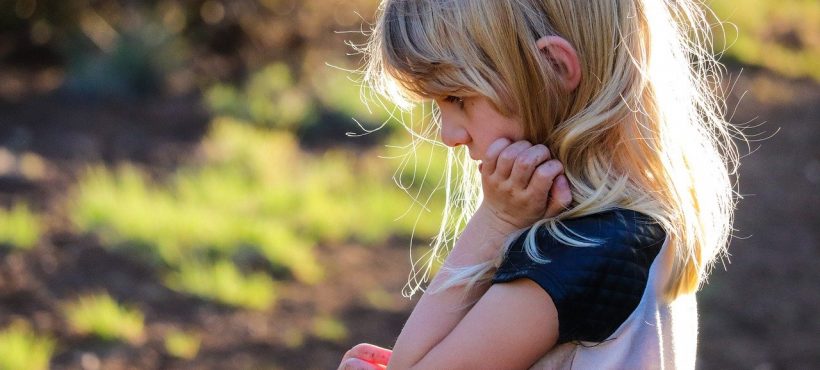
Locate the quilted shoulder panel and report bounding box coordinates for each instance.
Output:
[491,209,666,344]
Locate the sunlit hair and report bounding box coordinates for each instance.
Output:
[361,0,741,301]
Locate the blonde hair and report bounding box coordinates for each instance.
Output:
[362,0,741,301]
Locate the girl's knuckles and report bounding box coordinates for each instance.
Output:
[530,145,549,160]
[533,144,549,154]
[516,155,538,168]
[534,166,555,179]
[498,151,518,163]
[535,162,562,178]
[549,159,564,170]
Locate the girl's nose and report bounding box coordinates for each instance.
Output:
[440,120,470,148]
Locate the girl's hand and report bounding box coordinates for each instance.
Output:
[338,343,392,370]
[478,138,572,230]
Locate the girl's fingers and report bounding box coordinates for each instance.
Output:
[481,138,512,175]
[544,174,573,218]
[492,141,532,180]
[527,159,564,196]
[340,343,392,367]
[510,144,551,189]
[339,357,387,370]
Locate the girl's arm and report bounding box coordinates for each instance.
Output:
[387,139,572,369]
[386,205,562,370]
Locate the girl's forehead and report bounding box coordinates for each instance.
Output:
[379,1,488,91]
[372,0,520,115]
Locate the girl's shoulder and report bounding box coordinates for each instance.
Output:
[492,208,666,344]
[496,208,666,270]
[504,208,665,260]
[548,208,666,249]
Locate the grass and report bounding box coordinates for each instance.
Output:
[69,117,448,309]
[281,327,306,349]
[708,0,820,81]
[0,321,55,370]
[205,63,314,130]
[0,203,42,250]
[63,293,145,343]
[311,315,348,343]
[309,58,394,128]
[165,260,277,310]
[164,329,201,360]
[363,288,396,311]
[70,162,324,283]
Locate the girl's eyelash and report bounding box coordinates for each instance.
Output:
[444,95,465,106]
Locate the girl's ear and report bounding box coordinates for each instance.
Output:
[536,36,581,92]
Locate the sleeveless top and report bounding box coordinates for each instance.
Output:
[491,209,697,370]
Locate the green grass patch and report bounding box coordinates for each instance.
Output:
[363,288,397,311]
[70,162,324,283]
[0,321,55,370]
[69,117,451,308]
[311,315,348,343]
[163,329,201,360]
[0,203,42,250]
[70,117,446,267]
[709,0,820,81]
[63,293,145,343]
[165,260,277,310]
[309,59,394,128]
[205,63,315,130]
[281,327,306,349]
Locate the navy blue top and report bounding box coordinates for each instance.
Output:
[491,209,666,344]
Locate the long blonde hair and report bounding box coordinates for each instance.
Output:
[361,0,741,301]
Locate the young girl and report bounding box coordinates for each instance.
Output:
[339,0,739,368]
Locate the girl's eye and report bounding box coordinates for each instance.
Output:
[444,95,465,108]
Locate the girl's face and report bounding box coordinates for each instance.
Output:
[436,95,525,162]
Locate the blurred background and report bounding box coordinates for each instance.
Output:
[0,0,817,369]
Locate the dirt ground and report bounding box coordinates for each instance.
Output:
[695,69,820,369]
[0,67,817,369]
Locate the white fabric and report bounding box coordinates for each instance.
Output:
[528,236,698,370]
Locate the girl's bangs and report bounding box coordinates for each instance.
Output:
[377,0,477,101]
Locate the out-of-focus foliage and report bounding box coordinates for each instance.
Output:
[62,292,145,343]
[3,0,816,100]
[709,0,820,81]
[204,60,394,132]
[311,315,348,343]
[163,329,201,360]
[0,0,391,131]
[0,203,41,250]
[205,63,314,130]
[165,260,277,310]
[69,117,447,309]
[0,321,55,370]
